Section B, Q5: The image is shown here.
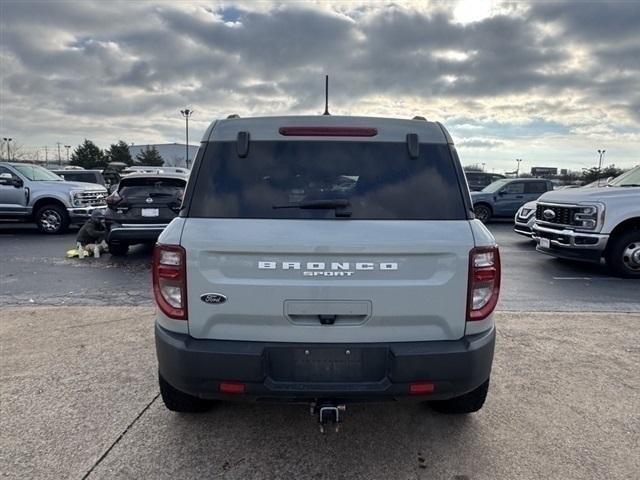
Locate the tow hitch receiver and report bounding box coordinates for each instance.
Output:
[312,401,346,433]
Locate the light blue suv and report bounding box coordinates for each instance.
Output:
[471,178,553,223]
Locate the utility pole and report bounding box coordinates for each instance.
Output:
[2,138,12,161]
[597,149,605,172]
[515,158,522,178]
[45,146,48,166]
[56,142,62,166]
[180,108,193,168]
[65,145,71,164]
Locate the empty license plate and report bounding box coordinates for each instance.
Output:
[141,208,159,217]
[540,238,550,248]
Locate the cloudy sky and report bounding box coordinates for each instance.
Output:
[1,0,638,172]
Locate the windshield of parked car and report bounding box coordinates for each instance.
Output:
[481,179,510,193]
[13,165,62,181]
[188,140,468,220]
[608,167,640,187]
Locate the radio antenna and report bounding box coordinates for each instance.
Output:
[323,75,330,115]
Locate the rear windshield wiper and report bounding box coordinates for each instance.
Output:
[273,199,351,217]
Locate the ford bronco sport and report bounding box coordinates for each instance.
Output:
[154,116,500,426]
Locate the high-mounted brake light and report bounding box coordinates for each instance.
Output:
[153,244,187,320]
[278,126,378,137]
[467,246,501,321]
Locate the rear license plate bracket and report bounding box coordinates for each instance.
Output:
[267,347,387,382]
[141,208,159,217]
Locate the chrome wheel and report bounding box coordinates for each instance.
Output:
[622,242,640,272]
[39,209,62,233]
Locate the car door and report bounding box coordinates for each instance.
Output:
[0,165,29,216]
[493,181,525,216]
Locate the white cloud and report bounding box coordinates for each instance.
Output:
[0,0,638,172]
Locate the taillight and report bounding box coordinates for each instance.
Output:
[106,192,122,209]
[467,246,501,321]
[153,244,187,320]
[278,126,378,137]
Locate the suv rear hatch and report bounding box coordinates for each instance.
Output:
[181,138,474,343]
[107,176,185,224]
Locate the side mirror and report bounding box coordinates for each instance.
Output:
[13,177,23,188]
[498,190,507,196]
[0,173,17,187]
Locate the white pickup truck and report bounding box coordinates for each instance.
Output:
[532,166,640,278]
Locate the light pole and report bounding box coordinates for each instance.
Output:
[482,162,486,172]
[2,138,12,161]
[180,108,194,168]
[597,149,605,172]
[56,142,62,166]
[515,158,522,178]
[65,145,71,164]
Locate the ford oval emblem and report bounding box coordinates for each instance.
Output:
[542,209,556,220]
[200,293,227,305]
[145,197,154,204]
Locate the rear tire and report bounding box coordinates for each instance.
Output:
[606,230,640,278]
[428,379,489,414]
[159,373,213,413]
[35,204,69,234]
[474,204,492,224]
[108,242,129,256]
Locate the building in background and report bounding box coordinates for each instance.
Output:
[130,143,199,167]
[530,167,558,177]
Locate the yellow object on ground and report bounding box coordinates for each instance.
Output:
[66,248,89,258]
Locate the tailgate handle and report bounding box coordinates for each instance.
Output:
[318,314,336,325]
[285,300,372,326]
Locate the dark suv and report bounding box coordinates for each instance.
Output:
[105,172,187,255]
[465,171,505,191]
[50,169,106,188]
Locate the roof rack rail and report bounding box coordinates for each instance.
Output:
[412,116,427,121]
[227,114,240,119]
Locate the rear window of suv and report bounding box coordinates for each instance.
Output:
[119,177,186,198]
[188,141,467,220]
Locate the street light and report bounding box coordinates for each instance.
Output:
[65,145,71,163]
[2,138,12,161]
[180,108,194,168]
[597,149,606,172]
[482,162,486,172]
[515,158,522,178]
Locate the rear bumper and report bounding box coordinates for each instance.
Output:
[155,323,495,402]
[107,223,168,244]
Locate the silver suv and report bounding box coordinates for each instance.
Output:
[153,116,500,424]
[0,163,107,234]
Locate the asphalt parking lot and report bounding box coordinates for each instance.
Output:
[1,221,638,312]
[1,221,639,479]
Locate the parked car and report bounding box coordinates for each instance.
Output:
[105,172,187,255]
[533,166,640,277]
[471,178,554,223]
[0,162,107,233]
[513,201,537,238]
[50,169,106,188]
[154,115,500,423]
[465,171,506,191]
